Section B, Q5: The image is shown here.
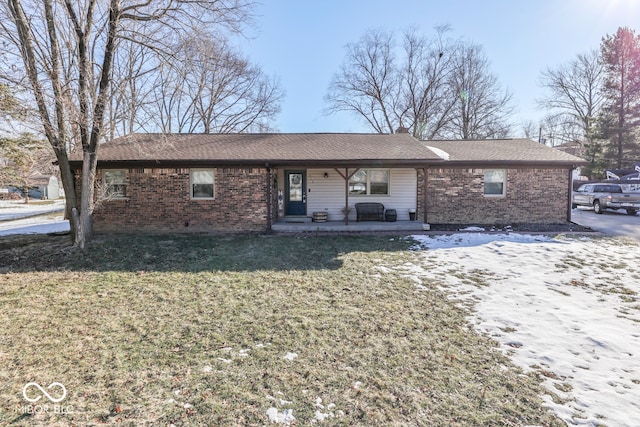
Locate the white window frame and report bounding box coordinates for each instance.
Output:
[103,169,127,199]
[484,169,506,197]
[348,169,390,196]
[190,169,216,199]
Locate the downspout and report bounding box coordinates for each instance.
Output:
[423,167,428,224]
[266,165,272,232]
[567,166,575,223]
[345,168,349,225]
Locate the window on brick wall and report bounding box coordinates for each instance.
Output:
[484,169,506,196]
[103,169,127,198]
[191,169,215,199]
[349,169,389,196]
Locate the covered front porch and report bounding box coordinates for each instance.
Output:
[274,166,427,225]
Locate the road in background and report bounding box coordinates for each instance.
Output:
[571,207,640,241]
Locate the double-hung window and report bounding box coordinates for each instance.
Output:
[191,169,215,199]
[484,169,506,196]
[103,170,127,198]
[349,169,389,196]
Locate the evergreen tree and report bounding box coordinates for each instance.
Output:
[599,27,640,169]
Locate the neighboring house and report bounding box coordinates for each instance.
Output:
[29,172,61,199]
[68,133,584,233]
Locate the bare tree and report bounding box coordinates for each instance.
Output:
[538,114,585,146]
[446,43,513,139]
[325,29,400,134]
[325,28,513,140]
[0,0,254,248]
[108,38,159,139]
[537,49,604,144]
[399,27,456,139]
[520,120,539,140]
[148,32,283,134]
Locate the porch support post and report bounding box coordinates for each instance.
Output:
[335,167,360,225]
[345,168,349,225]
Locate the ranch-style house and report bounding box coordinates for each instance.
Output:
[68,133,585,233]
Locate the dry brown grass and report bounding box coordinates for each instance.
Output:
[0,234,563,426]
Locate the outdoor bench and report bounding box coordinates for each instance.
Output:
[355,202,385,221]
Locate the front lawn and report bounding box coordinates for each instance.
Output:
[0,234,563,426]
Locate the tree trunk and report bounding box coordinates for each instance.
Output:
[52,146,79,242]
[76,150,97,249]
[22,184,29,204]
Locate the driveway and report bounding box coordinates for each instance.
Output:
[0,200,68,236]
[571,207,640,240]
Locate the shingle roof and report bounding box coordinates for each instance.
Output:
[80,133,441,166]
[70,134,585,168]
[423,139,586,164]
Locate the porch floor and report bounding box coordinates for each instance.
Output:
[272,218,427,232]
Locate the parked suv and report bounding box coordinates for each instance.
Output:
[572,183,640,215]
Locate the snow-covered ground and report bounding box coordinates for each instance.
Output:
[0,200,69,236]
[0,199,65,220]
[402,233,640,427]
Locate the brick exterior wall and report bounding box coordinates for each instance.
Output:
[422,167,570,224]
[73,164,570,233]
[81,167,274,233]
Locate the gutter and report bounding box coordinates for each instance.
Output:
[68,158,585,170]
[68,158,447,170]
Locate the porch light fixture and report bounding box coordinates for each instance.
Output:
[323,172,329,178]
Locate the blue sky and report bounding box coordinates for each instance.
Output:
[238,0,640,135]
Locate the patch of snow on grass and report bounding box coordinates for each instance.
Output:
[0,199,65,220]
[314,410,334,422]
[405,233,640,427]
[459,226,486,232]
[0,215,69,236]
[411,232,552,250]
[266,407,295,425]
[283,352,298,361]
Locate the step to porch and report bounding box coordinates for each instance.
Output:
[283,216,312,223]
